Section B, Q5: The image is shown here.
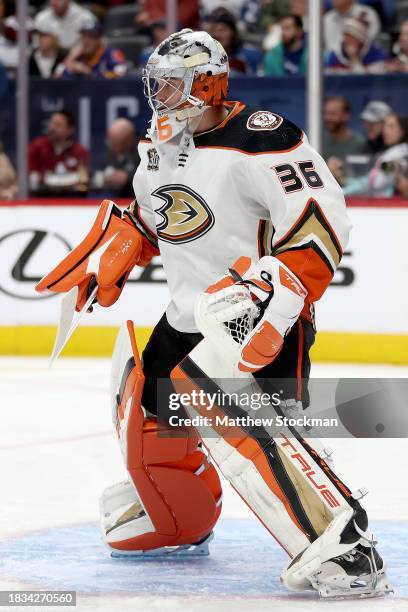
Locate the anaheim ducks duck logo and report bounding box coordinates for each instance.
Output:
[247,111,283,131]
[152,184,214,244]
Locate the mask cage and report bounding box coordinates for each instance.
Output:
[142,65,196,115]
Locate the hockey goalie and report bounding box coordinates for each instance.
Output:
[36,29,392,599]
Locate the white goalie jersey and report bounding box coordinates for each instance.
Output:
[130,102,351,333]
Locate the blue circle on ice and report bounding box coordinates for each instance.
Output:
[0,519,407,597]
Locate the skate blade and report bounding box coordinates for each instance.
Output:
[313,572,394,600]
[110,533,213,559]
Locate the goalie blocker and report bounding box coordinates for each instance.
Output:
[35,200,159,309]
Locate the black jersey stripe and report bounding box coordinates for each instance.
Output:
[193,104,303,154]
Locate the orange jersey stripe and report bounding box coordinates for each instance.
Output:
[276,248,333,303]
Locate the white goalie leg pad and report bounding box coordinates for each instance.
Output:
[100,480,155,547]
[172,335,355,561]
[193,409,311,556]
[200,404,352,560]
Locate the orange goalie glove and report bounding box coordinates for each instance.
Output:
[35,200,159,309]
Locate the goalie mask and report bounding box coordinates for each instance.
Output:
[142,28,229,120]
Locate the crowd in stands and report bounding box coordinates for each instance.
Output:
[24,110,140,198]
[1,0,408,77]
[0,0,407,199]
[1,110,141,198]
[323,96,408,197]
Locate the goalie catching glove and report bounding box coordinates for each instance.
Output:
[204,255,307,373]
[35,200,158,308]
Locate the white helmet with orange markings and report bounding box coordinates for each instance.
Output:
[142,29,229,119]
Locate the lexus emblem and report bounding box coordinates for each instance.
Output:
[0,229,71,300]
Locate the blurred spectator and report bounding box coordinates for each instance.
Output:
[260,0,291,33]
[140,20,168,66]
[323,96,364,167]
[330,100,393,193]
[324,0,387,24]
[93,118,140,198]
[324,0,380,53]
[0,140,16,200]
[290,0,308,29]
[387,19,408,73]
[360,100,392,154]
[200,0,247,20]
[368,114,408,196]
[29,110,89,197]
[240,0,262,30]
[136,0,200,30]
[264,15,307,76]
[56,22,127,78]
[34,0,95,51]
[0,0,34,69]
[29,24,67,77]
[326,17,388,73]
[262,0,308,51]
[206,9,262,75]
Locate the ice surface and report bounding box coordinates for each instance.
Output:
[1,358,407,612]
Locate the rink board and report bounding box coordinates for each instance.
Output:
[1,326,408,365]
[0,200,407,362]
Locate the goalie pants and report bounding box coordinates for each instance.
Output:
[141,313,316,417]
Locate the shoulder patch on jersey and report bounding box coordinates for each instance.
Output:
[147,147,160,171]
[246,111,283,132]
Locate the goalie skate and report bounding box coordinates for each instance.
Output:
[282,513,393,600]
[109,533,213,558]
[308,543,393,600]
[100,480,213,558]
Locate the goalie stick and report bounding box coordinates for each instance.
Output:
[49,285,98,365]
